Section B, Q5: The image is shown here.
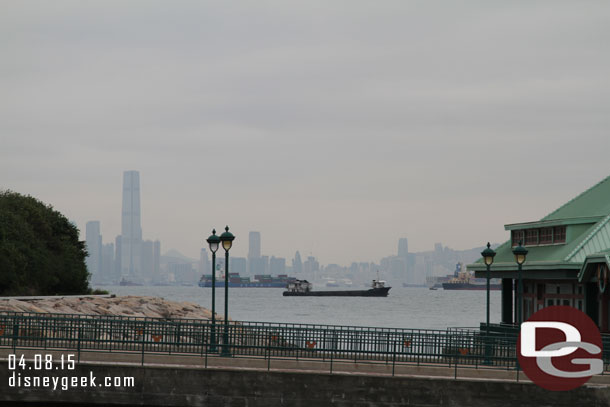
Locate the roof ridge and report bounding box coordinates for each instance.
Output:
[564,214,610,261]
[542,175,610,221]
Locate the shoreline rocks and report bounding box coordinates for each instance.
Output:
[0,296,217,320]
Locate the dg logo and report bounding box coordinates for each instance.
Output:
[518,306,603,391]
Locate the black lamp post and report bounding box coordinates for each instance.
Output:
[206,229,220,353]
[219,226,235,357]
[512,240,528,326]
[481,242,496,364]
[481,242,496,335]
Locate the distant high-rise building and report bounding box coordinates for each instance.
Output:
[248,231,261,258]
[114,235,122,281]
[121,170,142,277]
[398,238,409,258]
[153,240,161,279]
[198,248,210,276]
[141,240,154,279]
[231,257,247,275]
[389,257,406,278]
[101,242,115,282]
[169,263,196,284]
[248,231,261,273]
[292,251,302,273]
[270,257,286,275]
[398,238,411,281]
[303,256,319,274]
[85,221,102,281]
[249,258,266,275]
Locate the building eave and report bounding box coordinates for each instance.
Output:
[504,216,603,231]
[468,261,580,272]
[577,254,610,283]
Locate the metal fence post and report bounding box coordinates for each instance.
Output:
[77,326,82,363]
[141,323,145,366]
[267,333,271,372]
[12,320,18,353]
[392,340,397,376]
[322,330,327,362]
[204,341,208,369]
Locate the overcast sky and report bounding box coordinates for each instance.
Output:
[2,1,610,265]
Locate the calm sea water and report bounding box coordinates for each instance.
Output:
[96,285,502,331]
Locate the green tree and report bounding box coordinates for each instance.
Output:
[0,191,90,295]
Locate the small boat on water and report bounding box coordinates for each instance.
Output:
[283,279,391,297]
[119,278,143,286]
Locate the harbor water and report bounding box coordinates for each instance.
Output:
[96,285,502,331]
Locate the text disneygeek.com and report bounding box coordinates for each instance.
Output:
[6,354,135,390]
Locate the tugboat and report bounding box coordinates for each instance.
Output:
[441,263,501,291]
[283,279,391,297]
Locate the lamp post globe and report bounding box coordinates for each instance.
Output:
[220,226,235,252]
[206,229,220,353]
[219,226,235,357]
[512,240,528,325]
[482,242,496,267]
[207,229,220,254]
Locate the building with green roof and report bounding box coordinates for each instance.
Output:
[468,175,610,331]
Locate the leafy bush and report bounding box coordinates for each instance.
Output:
[0,191,90,295]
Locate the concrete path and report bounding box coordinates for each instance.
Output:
[2,347,610,386]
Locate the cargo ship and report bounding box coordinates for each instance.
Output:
[198,273,296,288]
[283,279,391,297]
[441,263,501,291]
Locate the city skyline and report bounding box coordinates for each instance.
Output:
[3,2,610,265]
[84,172,480,285]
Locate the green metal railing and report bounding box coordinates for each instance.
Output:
[1,311,608,374]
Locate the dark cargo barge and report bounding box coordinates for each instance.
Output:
[283,279,391,297]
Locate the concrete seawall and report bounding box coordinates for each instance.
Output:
[1,362,609,406]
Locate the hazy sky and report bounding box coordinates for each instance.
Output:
[2,1,610,265]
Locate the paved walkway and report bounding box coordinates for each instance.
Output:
[2,347,610,386]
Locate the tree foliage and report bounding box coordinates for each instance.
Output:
[0,191,90,295]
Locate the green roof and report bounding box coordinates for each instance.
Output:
[542,175,610,221]
[469,175,610,273]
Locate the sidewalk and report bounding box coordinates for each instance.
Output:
[2,346,610,386]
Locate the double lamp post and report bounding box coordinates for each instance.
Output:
[481,240,527,365]
[206,226,235,357]
[481,239,528,332]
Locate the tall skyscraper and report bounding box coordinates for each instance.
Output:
[248,231,261,259]
[398,238,409,258]
[85,221,102,280]
[292,251,302,274]
[121,170,142,277]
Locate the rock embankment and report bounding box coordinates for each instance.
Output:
[0,296,216,320]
